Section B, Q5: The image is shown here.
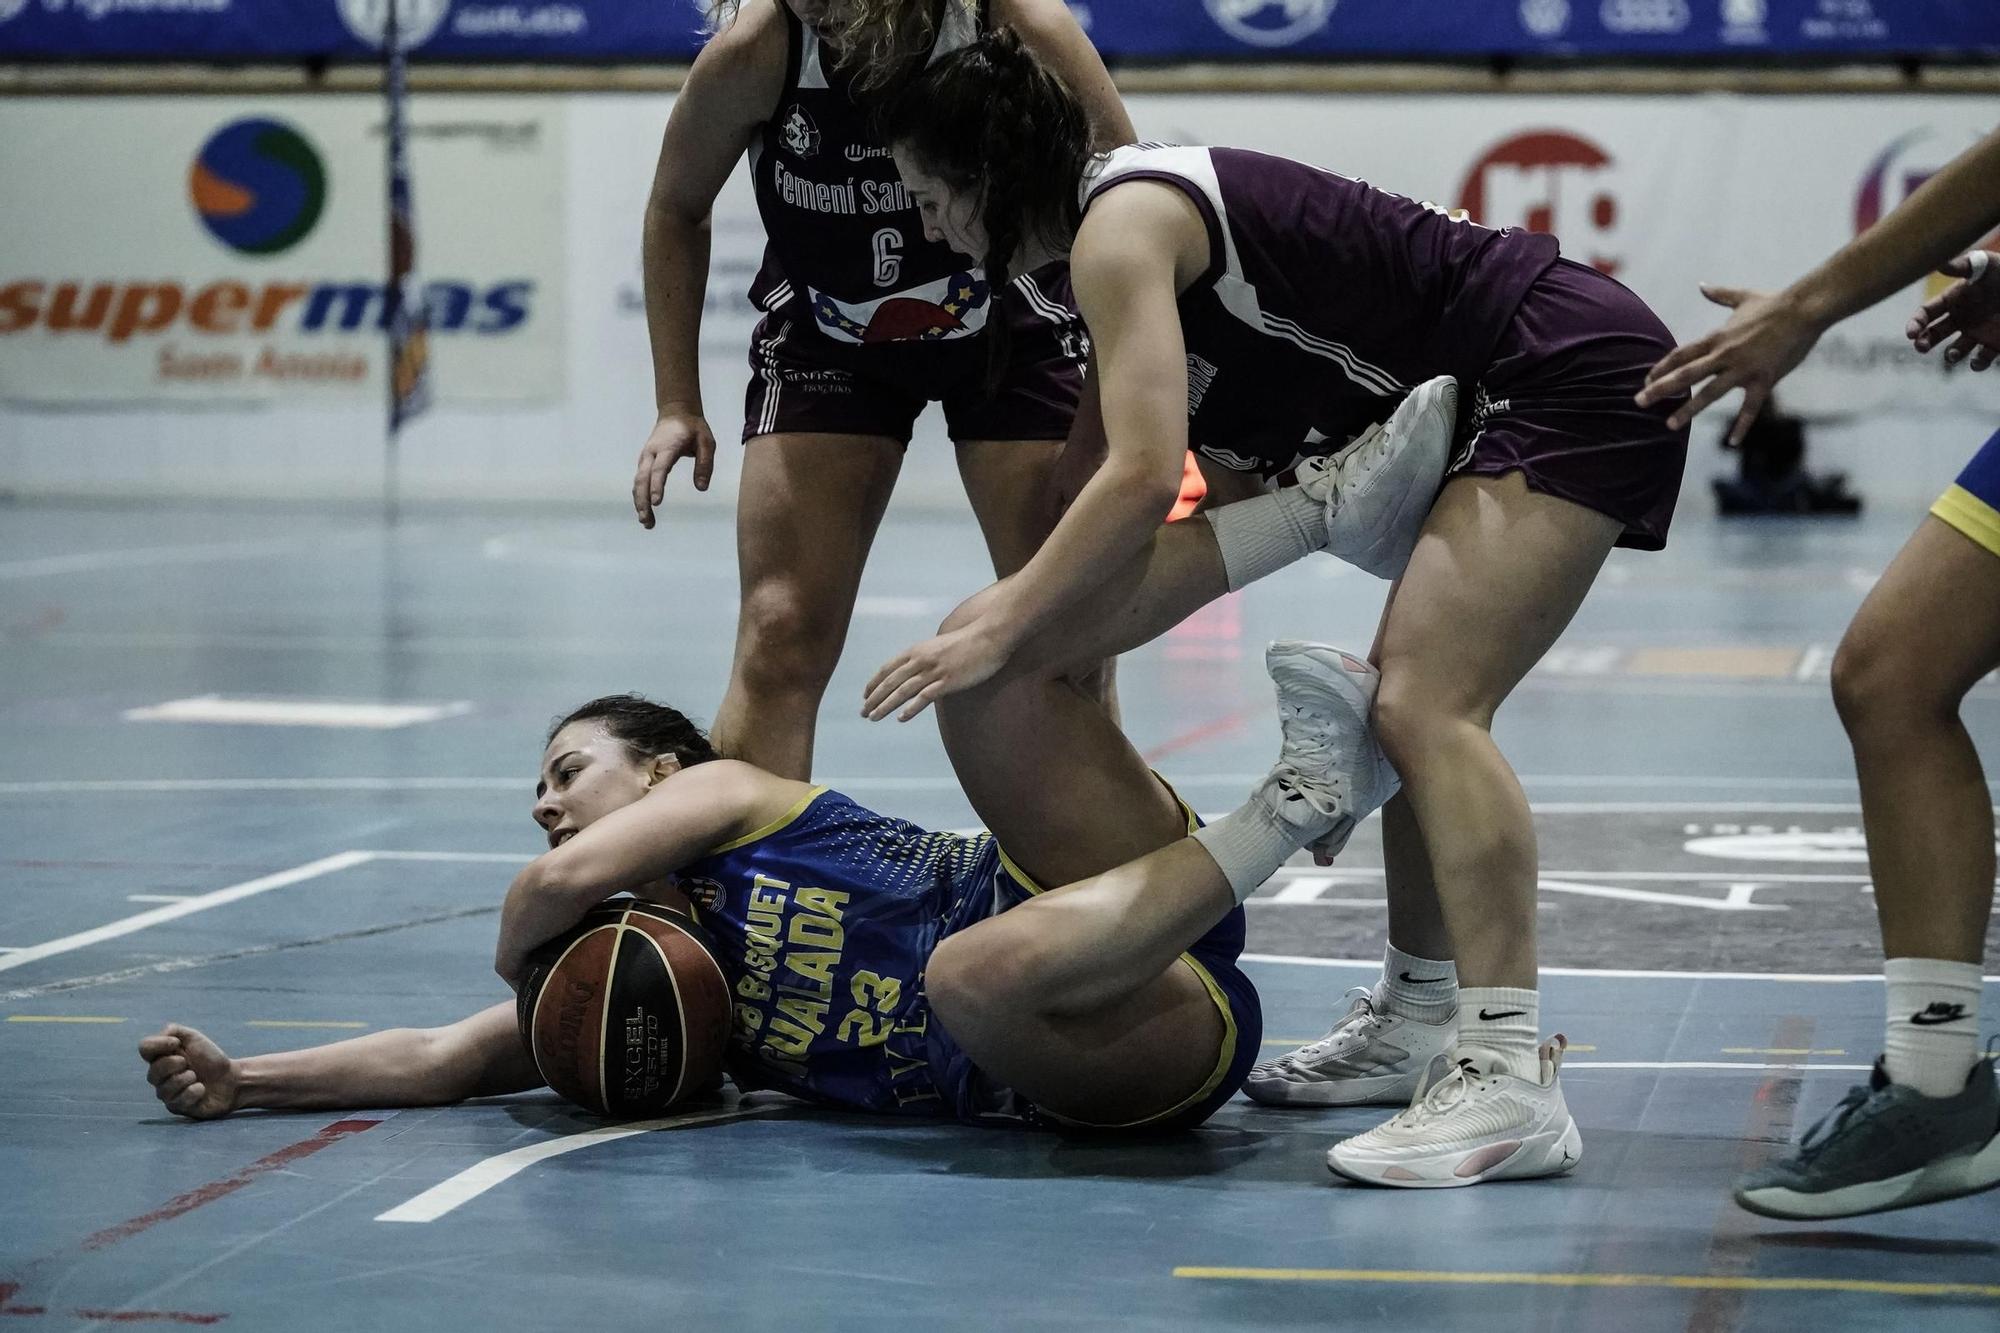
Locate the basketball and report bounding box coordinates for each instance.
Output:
[516,899,733,1117]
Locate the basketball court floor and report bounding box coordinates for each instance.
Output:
[3,496,1997,1330]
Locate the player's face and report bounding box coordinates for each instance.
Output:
[785,0,849,33]
[532,721,661,849]
[892,151,986,259]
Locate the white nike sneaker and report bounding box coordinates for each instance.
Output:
[1264,640,1398,861]
[1298,375,1457,580]
[1326,1036,1583,1188]
[1245,988,1455,1107]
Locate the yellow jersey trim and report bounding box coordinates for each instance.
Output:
[1933,484,2000,559]
[705,784,829,855]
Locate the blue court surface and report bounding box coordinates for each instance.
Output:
[3,500,1997,1331]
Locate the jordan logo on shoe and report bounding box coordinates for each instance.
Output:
[1477,1008,1526,1021]
[1400,971,1446,984]
[1909,1002,1969,1027]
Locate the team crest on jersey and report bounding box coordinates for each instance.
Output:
[809,271,991,344]
[780,104,821,159]
[676,876,724,913]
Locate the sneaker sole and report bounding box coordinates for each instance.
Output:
[1733,1124,2000,1220]
[1327,1115,1583,1189]
[1244,1071,1423,1108]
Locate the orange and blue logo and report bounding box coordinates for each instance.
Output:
[189,119,328,257]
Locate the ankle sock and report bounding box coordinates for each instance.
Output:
[1456,986,1541,1081]
[1884,957,1983,1098]
[1374,943,1457,1024]
[1203,488,1326,591]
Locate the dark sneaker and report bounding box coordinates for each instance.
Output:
[1734,1055,2000,1220]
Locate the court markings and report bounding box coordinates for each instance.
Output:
[1171,1268,2000,1299]
[122,697,474,730]
[1241,955,2000,983]
[374,1106,777,1224]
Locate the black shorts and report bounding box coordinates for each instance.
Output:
[741,268,1088,445]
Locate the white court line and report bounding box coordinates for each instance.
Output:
[376,1106,775,1223]
[0,851,373,975]
[1239,954,2000,983]
[125,894,195,904]
[1564,1061,1870,1072]
[364,850,534,864]
[0,533,374,580]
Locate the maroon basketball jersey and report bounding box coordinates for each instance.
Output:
[1081,143,1561,477]
[747,1,999,356]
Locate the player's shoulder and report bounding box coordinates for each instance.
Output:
[690,0,790,85]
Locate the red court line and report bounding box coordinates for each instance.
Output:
[80,1118,379,1252]
[0,1284,49,1316]
[1140,706,1260,766]
[71,1311,224,1326]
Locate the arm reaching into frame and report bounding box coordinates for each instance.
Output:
[1637,124,2000,443]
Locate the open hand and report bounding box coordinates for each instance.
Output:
[633,411,717,528]
[138,1025,240,1120]
[862,615,1016,722]
[1636,285,1825,445]
[1907,250,2000,372]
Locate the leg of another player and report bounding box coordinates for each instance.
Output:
[1834,517,2000,1085]
[929,670,1237,1125]
[1369,471,1621,1071]
[711,432,905,780]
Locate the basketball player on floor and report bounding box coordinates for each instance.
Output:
[134,420,1441,1130]
[1639,124,2000,1219]
[854,31,1689,1186]
[631,0,1136,780]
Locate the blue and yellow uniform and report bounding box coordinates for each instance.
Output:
[675,785,1261,1131]
[1933,426,2000,558]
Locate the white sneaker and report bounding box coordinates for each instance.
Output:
[1326,1036,1583,1188]
[1245,988,1455,1107]
[1264,641,1398,860]
[1298,375,1457,580]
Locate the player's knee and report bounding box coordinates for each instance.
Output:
[734,582,844,695]
[1372,669,1484,773]
[927,926,1044,1035]
[1831,620,1959,735]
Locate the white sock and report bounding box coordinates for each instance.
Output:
[1202,488,1326,592]
[1374,943,1457,1025]
[1884,957,1983,1098]
[1456,987,1540,1081]
[1192,802,1311,904]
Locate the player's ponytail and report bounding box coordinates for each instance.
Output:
[876,26,1090,391]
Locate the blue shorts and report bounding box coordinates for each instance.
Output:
[924,803,1263,1134]
[1933,426,2000,559]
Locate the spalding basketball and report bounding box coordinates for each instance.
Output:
[517,900,732,1117]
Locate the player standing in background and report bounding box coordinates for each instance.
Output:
[856,30,1693,1188]
[629,0,1133,780]
[1640,125,2000,1220]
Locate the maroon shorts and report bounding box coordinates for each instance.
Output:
[741,270,1088,446]
[1452,258,1690,550]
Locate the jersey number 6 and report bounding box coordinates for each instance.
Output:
[872,228,903,288]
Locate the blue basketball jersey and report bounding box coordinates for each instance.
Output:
[676,786,1005,1117]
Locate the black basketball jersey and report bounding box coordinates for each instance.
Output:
[746,1,1000,354]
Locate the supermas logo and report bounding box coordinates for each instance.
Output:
[1457,130,1620,276]
[190,119,328,257]
[338,0,452,50]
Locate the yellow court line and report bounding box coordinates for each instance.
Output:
[246,1020,369,1029]
[1723,1047,1847,1056]
[6,1015,126,1024]
[1172,1268,2000,1298]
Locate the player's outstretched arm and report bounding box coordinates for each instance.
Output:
[1638,124,2000,442]
[137,1004,540,1121]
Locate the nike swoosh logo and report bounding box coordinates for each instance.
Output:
[1910,1008,1968,1027]
[1477,1008,1527,1021]
[1399,972,1447,984]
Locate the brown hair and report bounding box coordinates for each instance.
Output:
[548,695,720,769]
[703,2,972,95]
[875,27,1091,388]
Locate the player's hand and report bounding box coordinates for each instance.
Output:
[1907,250,2000,372]
[633,411,717,528]
[1635,286,1825,445]
[138,1025,240,1120]
[863,613,1017,722]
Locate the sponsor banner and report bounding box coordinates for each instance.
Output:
[0,95,563,405]
[1,1,1995,60]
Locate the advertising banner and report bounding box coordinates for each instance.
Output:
[0,95,565,405]
[0,1,1994,62]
